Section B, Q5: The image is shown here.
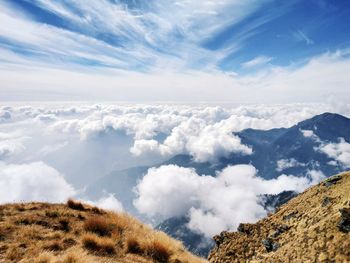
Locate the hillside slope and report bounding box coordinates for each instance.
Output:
[0,200,207,263]
[208,171,350,263]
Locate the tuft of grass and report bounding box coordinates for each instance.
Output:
[43,240,63,251]
[5,245,24,261]
[82,233,116,256]
[126,237,143,255]
[91,206,105,215]
[62,251,81,263]
[45,210,59,218]
[35,252,54,263]
[66,199,85,211]
[144,239,172,263]
[84,216,113,237]
[59,219,70,232]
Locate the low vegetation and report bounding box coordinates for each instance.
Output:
[0,200,207,263]
[209,171,350,262]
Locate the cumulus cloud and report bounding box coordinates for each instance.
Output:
[87,194,124,212]
[0,131,31,160]
[134,164,325,237]
[318,138,350,168]
[0,139,25,160]
[0,160,125,213]
[276,158,305,172]
[0,161,76,203]
[132,117,253,162]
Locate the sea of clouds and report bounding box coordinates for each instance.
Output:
[1,102,350,237]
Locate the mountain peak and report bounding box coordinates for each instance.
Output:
[298,112,350,127]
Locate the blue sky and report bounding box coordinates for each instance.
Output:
[0,0,350,102]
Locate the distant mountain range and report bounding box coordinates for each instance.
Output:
[86,112,350,256]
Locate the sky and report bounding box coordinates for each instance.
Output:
[1,0,350,102]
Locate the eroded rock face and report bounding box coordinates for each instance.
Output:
[338,208,350,233]
[208,172,350,263]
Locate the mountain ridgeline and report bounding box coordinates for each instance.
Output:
[86,112,350,256]
[208,172,350,262]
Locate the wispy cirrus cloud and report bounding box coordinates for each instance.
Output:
[0,0,349,102]
[293,30,314,45]
[241,56,273,68]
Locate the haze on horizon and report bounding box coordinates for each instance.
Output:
[0,0,350,103]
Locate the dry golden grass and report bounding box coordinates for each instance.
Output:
[209,171,350,263]
[0,200,208,263]
[84,216,113,237]
[82,233,116,256]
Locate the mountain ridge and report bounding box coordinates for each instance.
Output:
[0,200,207,263]
[208,171,350,262]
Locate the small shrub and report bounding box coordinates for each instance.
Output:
[126,237,143,254]
[67,199,85,211]
[84,216,113,236]
[82,233,116,256]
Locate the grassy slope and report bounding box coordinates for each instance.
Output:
[209,172,350,263]
[0,200,207,263]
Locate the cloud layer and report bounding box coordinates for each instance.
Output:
[134,164,325,237]
[0,102,349,226]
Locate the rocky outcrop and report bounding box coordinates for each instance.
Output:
[209,172,350,263]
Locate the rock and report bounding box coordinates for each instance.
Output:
[237,223,252,235]
[321,196,332,207]
[283,211,297,221]
[323,175,342,187]
[318,252,328,262]
[262,238,279,252]
[213,231,230,247]
[338,208,350,233]
[270,225,290,238]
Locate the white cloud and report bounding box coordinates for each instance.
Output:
[276,158,305,172]
[300,129,314,138]
[132,117,253,162]
[318,138,350,168]
[241,56,273,68]
[87,194,124,213]
[1,50,350,102]
[134,164,325,237]
[0,161,76,203]
[2,103,349,165]
[0,139,25,160]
